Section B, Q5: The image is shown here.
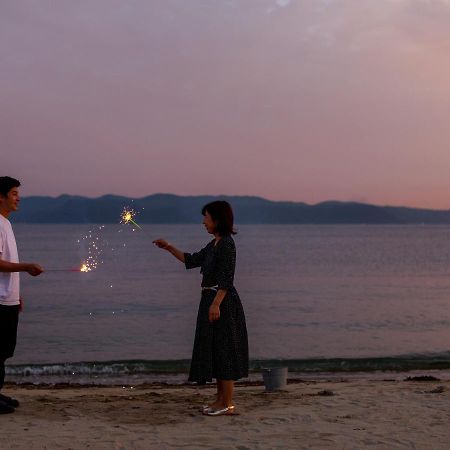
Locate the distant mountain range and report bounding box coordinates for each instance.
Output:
[11,194,450,224]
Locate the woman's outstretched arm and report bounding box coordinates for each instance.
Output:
[153,239,185,263]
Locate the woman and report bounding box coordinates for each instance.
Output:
[153,200,248,416]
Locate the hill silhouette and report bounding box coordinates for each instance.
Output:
[12,194,450,224]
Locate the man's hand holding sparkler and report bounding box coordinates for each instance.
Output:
[0,260,44,277]
[25,263,44,276]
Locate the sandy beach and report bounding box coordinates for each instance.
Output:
[1,378,449,449]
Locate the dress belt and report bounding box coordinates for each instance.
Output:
[201,285,219,292]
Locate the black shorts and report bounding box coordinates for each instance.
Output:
[0,305,20,360]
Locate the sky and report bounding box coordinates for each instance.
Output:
[1,0,450,209]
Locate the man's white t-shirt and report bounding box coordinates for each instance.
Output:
[0,214,20,306]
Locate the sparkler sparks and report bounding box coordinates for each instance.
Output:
[120,207,142,229]
[47,225,106,275]
[80,263,93,272]
[77,225,106,273]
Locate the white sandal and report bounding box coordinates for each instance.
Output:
[204,405,235,416]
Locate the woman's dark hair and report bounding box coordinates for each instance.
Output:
[202,200,237,236]
[0,176,21,198]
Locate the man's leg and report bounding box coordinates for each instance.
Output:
[0,359,5,391]
[0,305,19,373]
[0,305,20,412]
[0,358,19,409]
[0,305,19,412]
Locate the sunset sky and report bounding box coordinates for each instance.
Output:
[2,0,450,208]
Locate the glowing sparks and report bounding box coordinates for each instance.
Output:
[48,225,106,275]
[122,210,133,223]
[80,250,100,272]
[76,226,107,274]
[120,207,142,229]
[80,263,92,273]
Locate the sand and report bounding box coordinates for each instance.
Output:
[1,379,450,449]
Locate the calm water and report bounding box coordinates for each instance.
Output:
[6,224,450,382]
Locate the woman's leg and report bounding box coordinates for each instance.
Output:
[220,380,234,407]
[207,380,234,411]
[216,380,223,401]
[208,380,223,408]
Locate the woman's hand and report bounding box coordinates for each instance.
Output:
[153,240,186,263]
[153,239,170,250]
[209,303,220,322]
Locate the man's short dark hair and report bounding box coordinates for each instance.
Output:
[0,177,21,198]
[201,200,237,236]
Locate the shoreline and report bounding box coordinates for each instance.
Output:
[3,374,448,390]
[5,367,450,388]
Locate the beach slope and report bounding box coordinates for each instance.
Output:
[1,380,449,449]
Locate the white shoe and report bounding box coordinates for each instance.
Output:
[204,405,235,416]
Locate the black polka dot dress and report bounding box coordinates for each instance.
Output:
[184,235,249,384]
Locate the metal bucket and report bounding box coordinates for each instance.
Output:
[261,367,288,391]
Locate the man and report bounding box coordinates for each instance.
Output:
[0,176,43,414]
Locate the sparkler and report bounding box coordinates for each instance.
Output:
[120,207,142,230]
[46,262,94,272]
[46,268,81,272]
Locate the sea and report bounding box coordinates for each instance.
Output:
[5,223,450,385]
